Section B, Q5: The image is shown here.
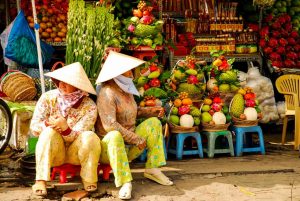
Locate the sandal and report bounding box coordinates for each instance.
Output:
[119,182,132,200]
[144,170,173,186]
[82,181,97,192]
[32,183,47,196]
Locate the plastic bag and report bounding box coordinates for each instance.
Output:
[276,101,286,119]
[246,67,279,123]
[4,11,54,68]
[0,20,17,67]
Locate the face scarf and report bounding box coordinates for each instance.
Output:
[57,89,87,117]
[113,75,140,96]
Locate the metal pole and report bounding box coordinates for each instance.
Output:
[31,0,45,93]
[16,0,21,12]
[5,0,9,26]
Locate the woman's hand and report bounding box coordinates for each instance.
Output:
[137,138,147,150]
[47,115,69,133]
[157,107,165,118]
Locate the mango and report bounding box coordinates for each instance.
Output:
[148,71,160,79]
[212,59,222,67]
[185,69,197,75]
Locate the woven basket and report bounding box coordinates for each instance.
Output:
[168,123,199,134]
[201,122,230,132]
[231,114,259,127]
[1,71,37,102]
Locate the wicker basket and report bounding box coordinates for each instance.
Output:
[0,71,37,102]
[168,123,199,134]
[201,122,230,132]
[231,115,259,127]
[220,92,235,105]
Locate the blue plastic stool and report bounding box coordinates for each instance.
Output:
[139,138,167,162]
[202,131,235,158]
[167,132,204,160]
[231,125,266,157]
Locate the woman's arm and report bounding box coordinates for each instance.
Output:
[60,98,98,142]
[137,106,164,119]
[97,89,144,146]
[30,93,50,136]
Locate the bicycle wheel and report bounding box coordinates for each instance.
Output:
[0,99,12,154]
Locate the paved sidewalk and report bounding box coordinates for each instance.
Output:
[0,147,300,201]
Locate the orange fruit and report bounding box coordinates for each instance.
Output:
[46,22,52,28]
[42,16,49,22]
[29,22,34,28]
[46,28,52,33]
[57,32,65,37]
[58,23,64,29]
[213,86,219,92]
[46,38,52,42]
[27,16,33,23]
[182,98,193,105]
[40,22,47,29]
[50,32,57,38]
[174,99,182,107]
[203,98,212,105]
[54,37,62,42]
[41,32,50,38]
[61,27,67,33]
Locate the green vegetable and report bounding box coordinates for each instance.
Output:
[144,88,168,99]
[6,101,35,113]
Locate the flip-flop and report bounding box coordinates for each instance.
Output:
[144,172,173,186]
[32,183,47,196]
[82,181,97,192]
[119,182,132,200]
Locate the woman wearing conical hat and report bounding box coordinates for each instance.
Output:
[96,52,173,200]
[30,62,101,196]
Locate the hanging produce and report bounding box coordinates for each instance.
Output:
[21,0,68,43]
[259,13,300,69]
[66,0,114,79]
[123,0,164,48]
[168,53,206,101]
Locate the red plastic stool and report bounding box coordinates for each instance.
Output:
[130,45,163,77]
[51,163,112,183]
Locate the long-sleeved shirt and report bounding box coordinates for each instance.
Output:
[96,81,143,145]
[30,89,98,142]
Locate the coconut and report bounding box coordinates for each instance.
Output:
[206,78,217,92]
[212,112,226,125]
[243,107,258,120]
[180,114,194,127]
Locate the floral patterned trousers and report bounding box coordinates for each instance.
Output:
[99,117,166,187]
[35,127,101,184]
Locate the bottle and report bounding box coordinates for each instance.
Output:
[238,16,244,31]
[210,17,216,34]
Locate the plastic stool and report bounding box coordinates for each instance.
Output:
[202,131,235,158]
[167,132,204,160]
[51,163,112,183]
[231,125,266,156]
[139,138,168,162]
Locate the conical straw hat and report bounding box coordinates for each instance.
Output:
[96,51,145,84]
[45,62,96,95]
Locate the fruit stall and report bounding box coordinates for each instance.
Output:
[0,0,299,153]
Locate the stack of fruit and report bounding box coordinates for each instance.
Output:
[230,87,263,122]
[136,62,168,107]
[125,0,164,48]
[21,0,68,43]
[260,13,300,68]
[169,92,201,128]
[168,55,206,100]
[267,0,300,32]
[200,93,231,127]
[206,54,240,94]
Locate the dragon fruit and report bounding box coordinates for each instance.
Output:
[245,99,256,107]
[285,23,293,32]
[128,24,135,32]
[272,60,283,68]
[259,39,267,48]
[277,46,286,54]
[271,22,281,30]
[269,52,281,61]
[213,97,222,103]
[140,15,153,25]
[268,38,278,48]
[263,47,273,55]
[284,59,296,68]
[290,31,299,38]
[178,105,190,116]
[272,31,281,38]
[187,75,199,84]
[211,103,222,112]
[279,38,288,46]
[294,45,300,52]
[260,26,269,38]
[287,38,296,45]
[286,52,298,60]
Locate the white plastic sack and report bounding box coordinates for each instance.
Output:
[0,20,17,67]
